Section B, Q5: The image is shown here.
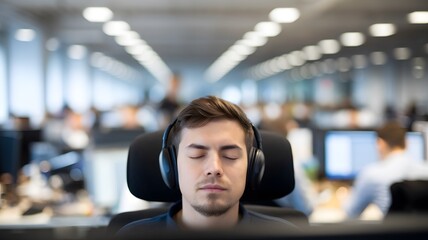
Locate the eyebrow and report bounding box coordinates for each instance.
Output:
[185,144,242,151]
[186,144,209,150]
[220,145,242,151]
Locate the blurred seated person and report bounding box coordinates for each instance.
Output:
[343,121,428,219]
[42,106,90,151]
[259,117,317,216]
[117,96,298,236]
[158,73,181,129]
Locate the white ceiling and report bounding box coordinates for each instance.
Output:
[1,0,428,86]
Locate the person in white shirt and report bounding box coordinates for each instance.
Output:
[344,121,428,219]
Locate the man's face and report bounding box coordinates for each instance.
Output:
[177,119,248,217]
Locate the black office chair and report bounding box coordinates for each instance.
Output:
[107,130,307,234]
[388,179,428,215]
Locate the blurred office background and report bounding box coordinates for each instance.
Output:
[0,0,428,238]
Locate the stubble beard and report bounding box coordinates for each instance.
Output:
[191,194,233,217]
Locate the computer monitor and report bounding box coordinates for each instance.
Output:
[0,131,21,183]
[0,130,42,183]
[324,130,377,180]
[84,146,129,212]
[406,131,426,162]
[323,130,426,180]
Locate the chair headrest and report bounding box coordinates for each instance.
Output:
[127,130,295,202]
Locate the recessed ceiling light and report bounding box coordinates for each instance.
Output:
[83,7,113,22]
[243,31,267,47]
[407,11,428,24]
[393,47,411,60]
[269,8,300,23]
[318,39,341,54]
[278,55,291,70]
[115,31,141,46]
[287,51,306,66]
[370,51,387,65]
[103,21,130,36]
[254,21,282,37]
[230,43,256,56]
[15,28,36,41]
[125,43,150,55]
[340,32,365,47]
[302,45,321,61]
[369,23,396,37]
[67,45,87,60]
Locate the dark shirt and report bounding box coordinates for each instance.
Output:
[116,201,299,238]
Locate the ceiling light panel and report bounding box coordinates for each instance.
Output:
[15,28,36,42]
[67,45,87,60]
[340,32,365,47]
[318,39,341,54]
[393,47,411,60]
[407,11,428,24]
[103,21,130,36]
[83,7,113,22]
[369,23,396,37]
[269,8,300,23]
[254,21,282,37]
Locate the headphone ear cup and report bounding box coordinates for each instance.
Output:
[252,148,265,187]
[159,145,177,189]
[247,147,265,190]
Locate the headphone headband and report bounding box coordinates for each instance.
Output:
[161,118,177,149]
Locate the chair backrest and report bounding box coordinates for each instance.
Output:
[108,129,305,234]
[126,130,295,202]
[388,180,428,214]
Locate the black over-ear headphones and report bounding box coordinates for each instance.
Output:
[159,119,265,191]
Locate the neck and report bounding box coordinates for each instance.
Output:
[389,147,405,155]
[176,201,240,229]
[382,147,405,159]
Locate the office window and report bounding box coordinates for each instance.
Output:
[46,50,64,115]
[113,81,141,106]
[9,24,44,127]
[93,69,142,111]
[314,77,338,105]
[65,54,91,113]
[0,43,7,125]
[93,70,116,111]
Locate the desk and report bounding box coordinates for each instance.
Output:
[309,180,383,223]
[0,214,109,239]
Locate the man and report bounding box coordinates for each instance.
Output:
[117,96,297,235]
[344,121,428,219]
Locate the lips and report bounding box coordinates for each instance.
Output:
[199,184,227,192]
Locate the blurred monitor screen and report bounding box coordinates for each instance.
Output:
[406,131,426,163]
[324,130,426,180]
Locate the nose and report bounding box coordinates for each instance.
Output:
[205,153,223,177]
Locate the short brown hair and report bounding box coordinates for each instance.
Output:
[376,121,406,149]
[170,96,254,152]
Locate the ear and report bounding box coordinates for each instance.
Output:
[377,138,387,148]
[377,138,389,158]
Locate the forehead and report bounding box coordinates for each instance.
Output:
[179,119,246,146]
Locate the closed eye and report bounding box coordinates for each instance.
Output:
[186,144,209,159]
[222,148,241,160]
[189,155,205,159]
